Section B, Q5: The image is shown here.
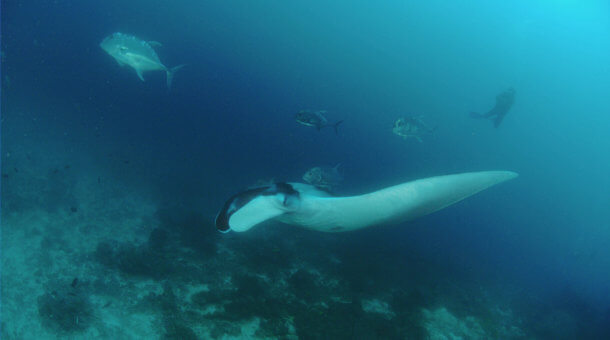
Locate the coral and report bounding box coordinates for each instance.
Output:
[288,269,320,302]
[115,245,166,277]
[422,307,486,340]
[164,323,198,340]
[293,301,361,339]
[361,298,395,319]
[143,283,199,339]
[219,275,278,321]
[234,274,267,299]
[94,241,117,267]
[148,227,169,251]
[94,240,172,278]
[37,281,93,332]
[156,207,218,256]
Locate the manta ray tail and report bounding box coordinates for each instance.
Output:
[166,64,186,90]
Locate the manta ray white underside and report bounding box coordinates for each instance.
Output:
[215,171,518,233]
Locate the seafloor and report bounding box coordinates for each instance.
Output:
[0,134,600,339]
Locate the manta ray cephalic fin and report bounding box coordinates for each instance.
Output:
[135,69,145,81]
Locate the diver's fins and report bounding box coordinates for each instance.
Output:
[493,115,505,128]
[166,64,186,90]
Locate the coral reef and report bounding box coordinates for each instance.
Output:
[422,307,486,340]
[37,280,93,333]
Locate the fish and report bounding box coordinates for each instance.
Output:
[215,171,518,233]
[392,116,435,143]
[302,164,343,191]
[295,110,343,134]
[100,32,185,89]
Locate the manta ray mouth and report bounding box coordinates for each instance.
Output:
[215,183,299,232]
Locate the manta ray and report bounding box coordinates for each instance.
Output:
[216,171,518,233]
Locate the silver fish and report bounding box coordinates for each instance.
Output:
[303,164,343,191]
[392,116,435,143]
[100,32,184,89]
[295,110,343,134]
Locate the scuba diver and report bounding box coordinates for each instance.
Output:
[470,88,515,128]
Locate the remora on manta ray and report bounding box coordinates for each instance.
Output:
[216,171,518,233]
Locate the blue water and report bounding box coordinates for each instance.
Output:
[2,1,609,338]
